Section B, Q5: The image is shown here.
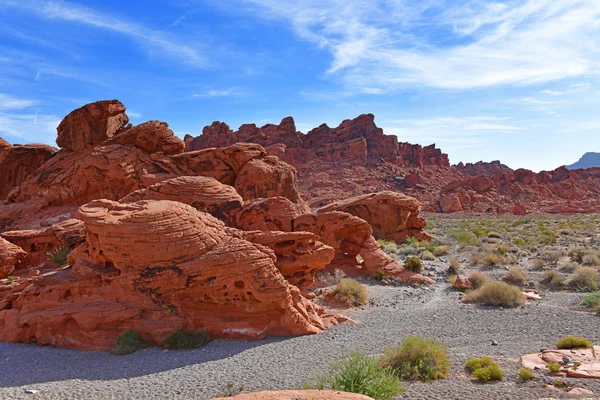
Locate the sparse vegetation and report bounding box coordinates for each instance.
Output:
[330,278,369,307]
[467,272,489,289]
[304,351,404,400]
[419,250,436,261]
[519,367,534,381]
[555,336,592,349]
[501,267,528,286]
[403,256,423,274]
[465,356,504,382]
[111,331,151,355]
[47,246,72,266]
[433,245,451,256]
[547,362,561,373]
[540,270,566,288]
[163,330,210,350]
[463,281,526,307]
[583,292,600,313]
[569,267,600,292]
[379,336,449,381]
[447,257,461,275]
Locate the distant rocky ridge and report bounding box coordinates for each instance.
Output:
[567,152,600,170]
[184,115,600,214]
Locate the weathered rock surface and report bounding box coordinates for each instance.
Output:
[236,197,299,232]
[1,219,85,266]
[0,237,28,279]
[212,390,374,400]
[0,200,349,350]
[121,176,243,225]
[0,142,57,200]
[56,100,129,151]
[318,191,431,243]
[522,346,600,379]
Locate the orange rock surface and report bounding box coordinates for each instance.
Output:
[0,237,28,279]
[212,390,374,400]
[0,200,349,350]
[522,346,600,379]
[0,142,56,200]
[318,191,431,243]
[236,197,300,232]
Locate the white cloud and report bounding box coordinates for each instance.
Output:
[242,0,600,91]
[1,0,206,67]
[0,111,60,143]
[0,93,36,110]
[192,88,248,98]
[127,110,142,119]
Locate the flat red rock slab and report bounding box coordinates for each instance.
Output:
[522,346,600,379]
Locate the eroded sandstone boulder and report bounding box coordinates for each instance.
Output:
[0,238,28,279]
[56,100,129,151]
[318,191,431,243]
[0,142,57,200]
[0,200,349,350]
[236,197,299,232]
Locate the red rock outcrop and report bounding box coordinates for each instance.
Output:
[522,346,600,379]
[121,176,243,225]
[317,191,431,243]
[56,100,129,151]
[0,142,57,200]
[236,197,299,232]
[398,143,450,169]
[213,390,374,400]
[1,219,85,266]
[294,212,433,284]
[0,238,28,279]
[0,200,349,350]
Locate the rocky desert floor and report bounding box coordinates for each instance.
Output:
[1,213,600,400]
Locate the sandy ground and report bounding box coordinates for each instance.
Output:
[1,279,600,400]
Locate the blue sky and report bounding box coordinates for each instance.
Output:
[0,0,599,171]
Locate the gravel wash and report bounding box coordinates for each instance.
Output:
[1,282,599,400]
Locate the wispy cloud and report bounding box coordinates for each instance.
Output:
[0,93,36,110]
[192,88,249,98]
[242,0,600,91]
[127,110,143,120]
[0,112,60,143]
[1,0,207,67]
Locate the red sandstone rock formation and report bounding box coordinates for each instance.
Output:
[213,390,374,400]
[317,191,431,243]
[0,141,56,200]
[0,237,28,279]
[522,346,600,379]
[0,200,349,350]
[236,197,299,232]
[56,100,129,151]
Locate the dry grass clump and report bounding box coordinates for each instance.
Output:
[447,257,461,275]
[582,254,600,266]
[465,356,504,382]
[433,245,451,256]
[569,267,600,292]
[467,272,489,289]
[330,278,369,307]
[568,247,586,263]
[379,336,450,381]
[463,281,526,307]
[558,260,580,273]
[540,270,566,289]
[555,336,592,349]
[419,250,436,261]
[470,251,503,268]
[501,268,528,286]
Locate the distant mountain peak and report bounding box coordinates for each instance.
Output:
[566,152,600,170]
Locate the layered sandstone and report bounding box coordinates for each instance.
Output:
[0,142,56,200]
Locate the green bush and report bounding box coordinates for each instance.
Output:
[305,351,404,400]
[583,292,600,313]
[463,281,526,307]
[403,256,423,273]
[47,246,72,266]
[379,336,449,381]
[331,278,369,306]
[519,367,534,381]
[405,237,419,246]
[163,330,210,350]
[547,362,560,373]
[555,336,592,349]
[111,331,150,355]
[466,357,503,382]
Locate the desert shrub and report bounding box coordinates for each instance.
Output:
[375,269,385,281]
[582,254,600,266]
[555,336,592,349]
[449,230,479,247]
[502,268,528,286]
[403,256,423,273]
[463,281,526,307]
[378,239,398,255]
[447,257,461,275]
[419,251,436,261]
[465,357,503,382]
[540,270,566,288]
[547,362,561,373]
[531,258,545,270]
[513,237,526,247]
[568,247,586,263]
[331,279,369,306]
[583,292,600,313]
[47,246,72,266]
[468,272,489,289]
[569,267,600,292]
[558,260,579,273]
[317,268,346,287]
[379,336,449,381]
[470,251,503,268]
[111,331,150,355]
[397,245,420,256]
[305,351,404,400]
[405,237,419,246]
[163,330,210,350]
[541,250,564,267]
[433,245,451,257]
[519,367,534,381]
